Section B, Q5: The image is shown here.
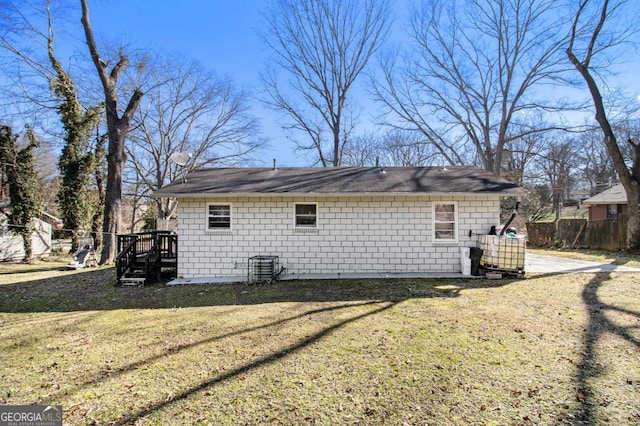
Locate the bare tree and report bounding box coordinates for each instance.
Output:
[340,129,443,167]
[566,0,640,248]
[0,0,108,252]
[260,0,391,166]
[521,184,554,223]
[372,0,573,175]
[0,0,72,138]
[503,125,548,186]
[378,129,441,167]
[576,128,618,194]
[33,142,59,215]
[123,171,150,233]
[126,54,262,223]
[535,139,579,221]
[80,0,143,263]
[47,6,103,253]
[340,133,379,167]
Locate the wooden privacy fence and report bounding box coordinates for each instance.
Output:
[526,216,628,251]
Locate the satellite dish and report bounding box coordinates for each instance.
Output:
[170,152,192,183]
[170,152,191,166]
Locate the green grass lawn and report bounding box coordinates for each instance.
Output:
[530,206,589,223]
[1,262,639,425]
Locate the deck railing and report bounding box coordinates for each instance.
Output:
[116,231,178,284]
[115,238,137,281]
[158,232,178,260]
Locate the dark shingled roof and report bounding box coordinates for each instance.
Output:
[152,166,525,197]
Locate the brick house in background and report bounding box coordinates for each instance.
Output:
[153,166,524,280]
[582,184,627,221]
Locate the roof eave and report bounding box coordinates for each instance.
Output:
[582,200,627,205]
[152,190,525,198]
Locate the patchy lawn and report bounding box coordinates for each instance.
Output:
[0,264,639,425]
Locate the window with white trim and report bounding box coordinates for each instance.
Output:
[207,204,231,230]
[295,203,317,228]
[433,202,457,241]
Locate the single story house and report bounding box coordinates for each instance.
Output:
[582,184,627,221]
[152,166,524,280]
[0,218,52,261]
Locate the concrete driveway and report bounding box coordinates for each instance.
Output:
[526,253,640,273]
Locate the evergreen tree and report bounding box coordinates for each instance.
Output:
[0,126,42,262]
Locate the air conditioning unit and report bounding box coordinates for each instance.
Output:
[247,255,280,284]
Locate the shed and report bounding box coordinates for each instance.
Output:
[582,184,627,221]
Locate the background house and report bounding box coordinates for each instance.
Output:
[0,212,52,261]
[153,166,524,280]
[582,184,627,221]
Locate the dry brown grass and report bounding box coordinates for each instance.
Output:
[527,247,640,268]
[0,263,639,425]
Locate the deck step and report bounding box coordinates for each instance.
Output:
[125,266,146,275]
[120,277,146,287]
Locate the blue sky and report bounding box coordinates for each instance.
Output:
[87,0,404,167]
[81,0,639,167]
[90,1,269,89]
[87,0,299,165]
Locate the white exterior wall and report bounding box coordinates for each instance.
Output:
[176,195,501,278]
[0,219,52,261]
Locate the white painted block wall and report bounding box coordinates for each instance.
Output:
[0,219,52,261]
[176,195,500,278]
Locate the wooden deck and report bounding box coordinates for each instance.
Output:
[116,231,177,286]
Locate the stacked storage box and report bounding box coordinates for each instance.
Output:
[477,235,525,273]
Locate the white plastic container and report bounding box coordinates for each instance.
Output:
[460,247,471,275]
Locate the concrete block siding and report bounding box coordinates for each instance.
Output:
[177,194,500,279]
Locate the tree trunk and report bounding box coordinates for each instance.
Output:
[70,232,79,254]
[332,127,340,167]
[100,190,121,263]
[553,187,561,222]
[156,197,178,230]
[91,178,105,253]
[623,183,640,248]
[91,131,106,253]
[566,8,640,249]
[99,121,126,264]
[91,209,104,252]
[81,0,143,264]
[20,227,32,263]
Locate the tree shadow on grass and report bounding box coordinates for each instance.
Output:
[575,272,640,424]
[0,266,516,313]
[0,265,521,424]
[0,264,70,275]
[109,300,399,425]
[43,301,384,415]
[0,265,518,422]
